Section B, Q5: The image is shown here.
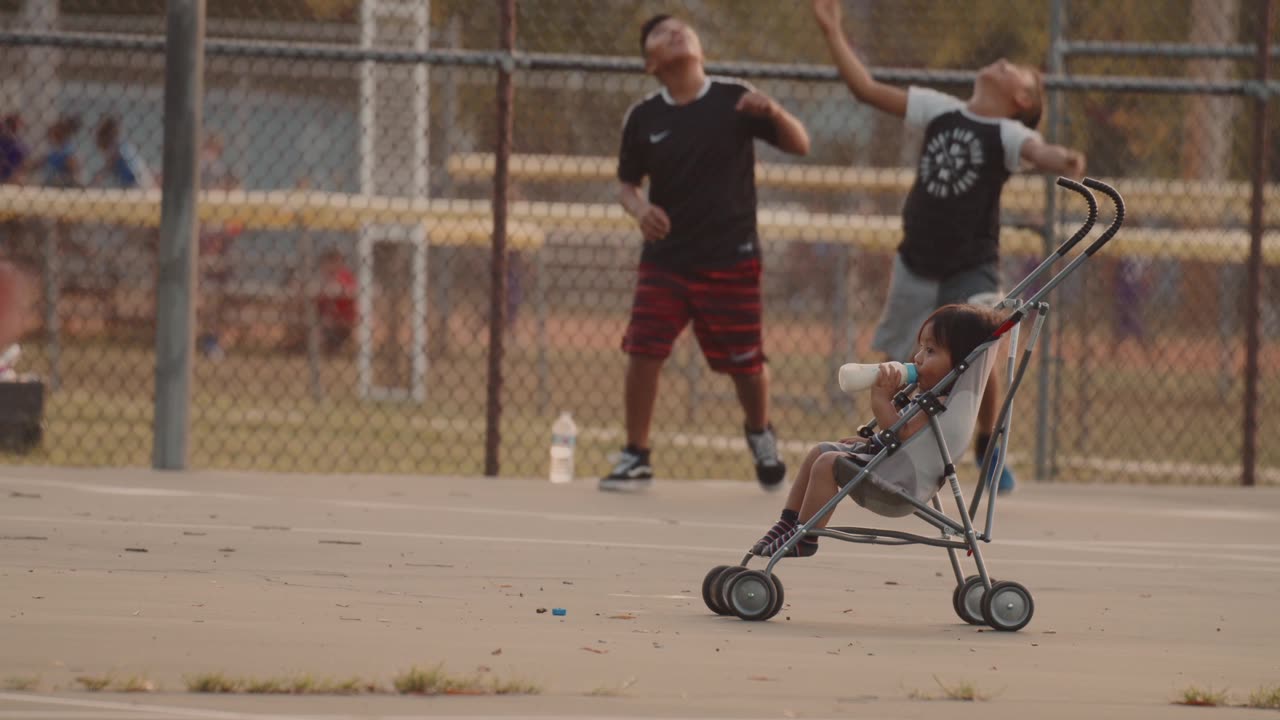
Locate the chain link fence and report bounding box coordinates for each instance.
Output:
[0,0,1275,484]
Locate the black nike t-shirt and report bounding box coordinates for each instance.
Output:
[617,77,779,269]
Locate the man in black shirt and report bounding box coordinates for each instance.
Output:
[601,14,810,492]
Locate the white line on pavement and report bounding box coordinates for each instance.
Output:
[4,514,1280,575]
[0,694,884,720]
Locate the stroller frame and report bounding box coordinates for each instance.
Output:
[702,178,1125,631]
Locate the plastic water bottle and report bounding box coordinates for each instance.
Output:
[548,411,578,484]
[838,361,917,393]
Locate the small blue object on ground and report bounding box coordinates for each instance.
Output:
[551,608,566,616]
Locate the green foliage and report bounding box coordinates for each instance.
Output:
[185,672,239,693]
[74,675,112,692]
[1175,685,1229,706]
[1246,685,1280,710]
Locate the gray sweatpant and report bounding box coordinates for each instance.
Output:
[870,254,1002,361]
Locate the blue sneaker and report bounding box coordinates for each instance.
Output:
[979,448,1015,495]
[996,465,1016,495]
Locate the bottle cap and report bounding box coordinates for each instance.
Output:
[551,608,566,616]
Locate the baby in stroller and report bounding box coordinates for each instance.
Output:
[703,177,1123,630]
[752,303,1003,558]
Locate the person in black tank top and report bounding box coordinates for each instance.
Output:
[812,0,1086,495]
[601,14,811,493]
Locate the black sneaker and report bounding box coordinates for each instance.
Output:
[598,447,654,492]
[746,425,787,491]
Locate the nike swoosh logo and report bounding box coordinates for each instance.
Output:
[649,130,671,143]
[729,348,760,364]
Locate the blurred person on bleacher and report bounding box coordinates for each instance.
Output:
[0,114,34,269]
[90,116,155,190]
[37,115,83,189]
[278,248,356,357]
[602,14,811,493]
[27,116,96,306]
[315,248,357,356]
[0,114,29,185]
[90,115,157,335]
[196,132,242,360]
[813,0,1086,494]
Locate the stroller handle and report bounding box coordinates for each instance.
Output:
[1082,178,1126,256]
[1053,177,1098,256]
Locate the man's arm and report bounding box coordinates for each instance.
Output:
[812,0,907,117]
[735,92,810,156]
[1021,138,1086,178]
[618,182,670,243]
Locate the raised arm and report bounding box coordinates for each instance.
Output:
[812,0,907,117]
[1020,138,1087,178]
[735,92,810,156]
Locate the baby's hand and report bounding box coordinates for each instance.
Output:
[872,362,903,391]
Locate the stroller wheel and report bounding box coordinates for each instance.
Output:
[763,573,785,620]
[702,565,732,615]
[727,570,775,621]
[713,566,748,616]
[981,580,1034,632]
[952,575,988,626]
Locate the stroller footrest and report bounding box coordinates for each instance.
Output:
[817,526,970,550]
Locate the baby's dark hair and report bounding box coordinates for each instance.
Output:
[639,14,672,55]
[918,304,1005,369]
[1015,67,1044,130]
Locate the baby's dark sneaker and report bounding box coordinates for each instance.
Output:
[751,518,796,555]
[758,526,819,558]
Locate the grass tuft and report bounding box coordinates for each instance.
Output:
[1174,685,1229,707]
[2,676,39,691]
[1246,685,1280,710]
[114,675,156,693]
[241,677,288,694]
[185,672,239,693]
[287,675,316,694]
[219,674,378,695]
[317,676,376,695]
[75,675,112,692]
[907,676,991,702]
[491,677,541,695]
[392,665,538,696]
[392,665,449,695]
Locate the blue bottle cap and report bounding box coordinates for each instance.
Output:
[904,363,918,384]
[551,608,566,616]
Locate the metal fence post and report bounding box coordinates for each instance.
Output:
[152,0,205,470]
[485,0,516,476]
[1036,0,1068,483]
[1241,0,1273,487]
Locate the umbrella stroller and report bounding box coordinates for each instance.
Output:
[701,177,1125,632]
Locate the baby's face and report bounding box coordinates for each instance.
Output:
[912,323,953,391]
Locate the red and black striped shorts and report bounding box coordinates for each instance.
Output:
[621,258,765,375]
